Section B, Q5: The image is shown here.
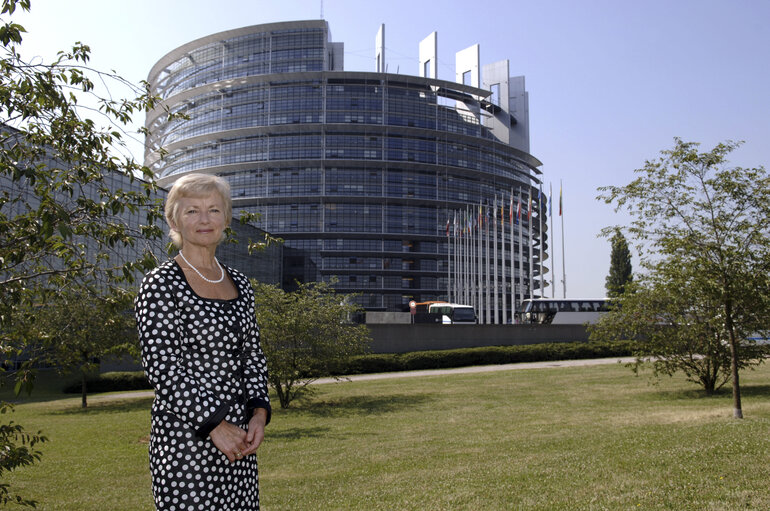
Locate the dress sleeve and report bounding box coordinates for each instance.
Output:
[241,280,272,426]
[135,269,230,438]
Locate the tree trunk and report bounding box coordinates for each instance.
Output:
[275,383,288,409]
[728,338,742,418]
[81,371,88,409]
[725,304,742,418]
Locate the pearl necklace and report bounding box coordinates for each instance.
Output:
[178,250,225,284]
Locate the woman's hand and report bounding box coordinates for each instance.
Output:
[209,420,248,463]
[242,408,268,456]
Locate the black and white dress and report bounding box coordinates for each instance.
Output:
[135,259,271,510]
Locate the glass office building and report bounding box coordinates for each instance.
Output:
[145,20,547,320]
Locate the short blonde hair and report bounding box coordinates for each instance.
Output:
[165,173,232,248]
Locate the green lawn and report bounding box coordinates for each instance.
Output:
[4,362,770,510]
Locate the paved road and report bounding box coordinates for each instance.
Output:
[89,356,635,402]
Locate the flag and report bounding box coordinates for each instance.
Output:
[509,193,514,224]
[446,217,450,237]
[516,195,521,225]
[549,183,553,218]
[559,183,563,216]
[527,192,532,222]
[500,198,505,225]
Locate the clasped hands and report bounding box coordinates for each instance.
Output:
[209,409,267,463]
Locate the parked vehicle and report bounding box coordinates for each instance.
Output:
[427,302,477,324]
[516,298,608,325]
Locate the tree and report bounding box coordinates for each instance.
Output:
[0,0,167,322]
[252,280,371,408]
[0,0,168,504]
[0,402,46,508]
[605,229,632,297]
[32,290,137,408]
[0,0,165,373]
[594,138,770,417]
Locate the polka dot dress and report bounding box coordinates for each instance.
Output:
[135,259,271,510]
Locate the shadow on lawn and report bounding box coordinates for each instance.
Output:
[269,426,332,441]
[293,392,436,417]
[49,396,154,415]
[656,384,770,401]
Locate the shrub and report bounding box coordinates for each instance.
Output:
[60,341,636,392]
[62,371,150,394]
[337,340,635,375]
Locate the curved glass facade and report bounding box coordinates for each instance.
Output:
[146,20,548,319]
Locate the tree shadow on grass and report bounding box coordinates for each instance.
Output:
[290,392,436,418]
[737,384,770,398]
[49,396,154,416]
[654,384,770,401]
[268,426,333,441]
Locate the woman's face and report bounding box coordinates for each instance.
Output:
[172,193,227,250]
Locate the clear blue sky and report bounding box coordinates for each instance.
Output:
[14,0,770,299]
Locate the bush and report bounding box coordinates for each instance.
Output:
[59,341,636,392]
[336,340,636,375]
[62,371,150,394]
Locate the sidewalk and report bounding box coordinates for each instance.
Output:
[92,356,635,402]
[315,356,635,384]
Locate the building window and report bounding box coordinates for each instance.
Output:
[491,83,500,106]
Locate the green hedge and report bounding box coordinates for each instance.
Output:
[63,341,636,393]
[338,340,636,375]
[62,371,151,394]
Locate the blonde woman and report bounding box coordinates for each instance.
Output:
[135,173,270,510]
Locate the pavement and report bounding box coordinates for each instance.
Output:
[314,356,636,384]
[89,356,635,402]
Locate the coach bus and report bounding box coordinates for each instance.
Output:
[414,301,477,324]
[515,298,609,325]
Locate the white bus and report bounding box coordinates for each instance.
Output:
[516,298,609,325]
[427,303,477,324]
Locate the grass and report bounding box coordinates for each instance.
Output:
[3,362,770,510]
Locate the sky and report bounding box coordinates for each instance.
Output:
[11,0,770,299]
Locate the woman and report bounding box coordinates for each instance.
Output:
[135,173,271,510]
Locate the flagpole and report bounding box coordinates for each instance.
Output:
[485,204,491,324]
[495,192,508,325]
[475,204,480,317]
[446,214,450,302]
[510,189,515,322]
[464,207,469,305]
[528,188,533,300]
[516,186,524,306]
[493,197,499,324]
[539,185,545,298]
[560,179,566,298]
[550,182,555,298]
[450,212,454,302]
[452,213,456,303]
[468,207,473,310]
[476,204,484,323]
[470,206,475,310]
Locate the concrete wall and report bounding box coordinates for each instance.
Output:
[366,324,590,353]
[419,32,437,78]
[375,24,385,72]
[366,311,412,324]
[508,76,530,153]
